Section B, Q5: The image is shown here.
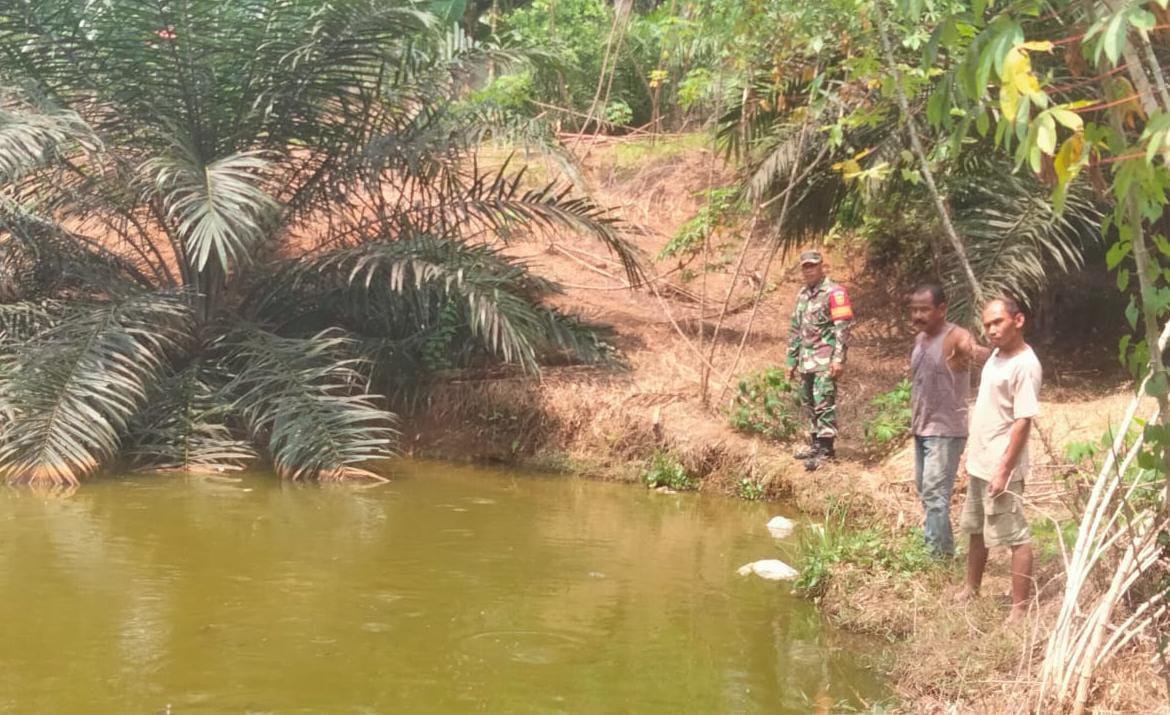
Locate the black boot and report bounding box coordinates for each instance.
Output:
[803,437,835,471]
[818,437,836,459]
[793,435,818,460]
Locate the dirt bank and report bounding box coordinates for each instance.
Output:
[408,134,1162,711]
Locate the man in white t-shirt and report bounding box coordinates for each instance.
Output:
[955,297,1041,623]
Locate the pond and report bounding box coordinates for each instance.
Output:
[0,460,884,713]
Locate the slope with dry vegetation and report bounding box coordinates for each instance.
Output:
[410,133,1166,712]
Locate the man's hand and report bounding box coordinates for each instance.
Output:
[786,365,797,382]
[987,465,1012,498]
[828,362,844,379]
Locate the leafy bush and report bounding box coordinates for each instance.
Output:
[735,476,766,501]
[728,367,801,441]
[603,99,634,128]
[862,380,912,448]
[469,71,537,113]
[642,452,696,491]
[501,0,657,128]
[658,187,746,259]
[795,502,936,598]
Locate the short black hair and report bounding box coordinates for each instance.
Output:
[912,283,946,307]
[987,295,1024,317]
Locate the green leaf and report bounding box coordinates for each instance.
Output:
[1147,373,1170,398]
[976,109,990,136]
[1106,240,1131,269]
[1126,297,1140,330]
[1101,12,1129,66]
[927,84,948,127]
[1128,8,1157,31]
[1117,267,1131,291]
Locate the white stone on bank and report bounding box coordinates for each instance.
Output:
[765,516,795,538]
[736,559,799,581]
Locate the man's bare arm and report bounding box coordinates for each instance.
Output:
[988,417,1032,497]
[946,326,991,372]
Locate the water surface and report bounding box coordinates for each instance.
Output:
[0,461,883,712]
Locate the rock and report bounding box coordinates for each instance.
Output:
[765,516,795,539]
[736,559,799,581]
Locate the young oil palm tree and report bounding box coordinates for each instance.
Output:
[0,0,640,485]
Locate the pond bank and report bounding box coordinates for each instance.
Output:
[407,372,1162,713]
[404,134,1160,711]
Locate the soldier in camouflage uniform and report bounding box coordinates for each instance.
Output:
[785,250,853,470]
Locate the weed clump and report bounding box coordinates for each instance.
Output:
[794,501,938,599]
[862,379,911,450]
[641,452,697,491]
[728,367,801,441]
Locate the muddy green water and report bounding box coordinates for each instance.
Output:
[0,461,884,713]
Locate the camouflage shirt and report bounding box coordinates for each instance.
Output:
[786,277,853,374]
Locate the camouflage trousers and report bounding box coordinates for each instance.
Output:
[800,371,838,439]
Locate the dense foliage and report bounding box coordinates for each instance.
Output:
[0,0,640,484]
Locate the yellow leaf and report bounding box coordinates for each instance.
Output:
[999,83,1019,120]
[832,159,862,182]
[1004,46,1042,97]
[1014,71,1040,96]
[1002,47,1027,83]
[1054,132,1085,185]
[1020,40,1054,52]
[852,147,874,161]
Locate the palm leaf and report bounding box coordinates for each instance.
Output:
[224,327,398,481]
[0,291,193,485]
[261,234,584,371]
[124,359,257,474]
[944,155,1104,324]
[0,206,154,299]
[0,300,65,346]
[143,148,277,274]
[0,91,97,183]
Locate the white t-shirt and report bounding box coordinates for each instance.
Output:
[966,346,1043,481]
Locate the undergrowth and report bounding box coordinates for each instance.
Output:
[658,186,746,259]
[641,451,696,491]
[728,367,801,441]
[795,500,938,599]
[862,379,912,450]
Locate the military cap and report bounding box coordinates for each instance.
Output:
[799,250,823,265]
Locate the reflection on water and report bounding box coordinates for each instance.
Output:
[0,461,884,712]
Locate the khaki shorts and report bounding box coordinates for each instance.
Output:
[959,476,1030,547]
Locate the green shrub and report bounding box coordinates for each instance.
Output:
[735,476,766,501]
[658,187,745,259]
[795,503,937,598]
[728,367,801,441]
[603,99,634,128]
[642,452,696,491]
[862,379,912,448]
